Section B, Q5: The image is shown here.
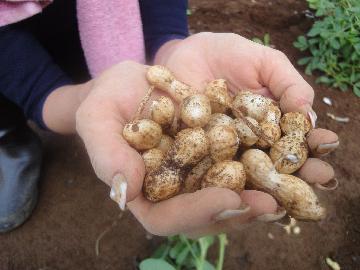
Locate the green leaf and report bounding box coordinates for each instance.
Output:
[320,31,330,39]
[339,83,349,92]
[297,57,312,65]
[139,259,176,270]
[349,7,360,13]
[199,236,215,249]
[294,0,360,97]
[175,246,190,265]
[330,38,340,49]
[354,43,360,53]
[167,236,178,242]
[305,64,313,75]
[152,244,169,259]
[252,37,263,45]
[354,84,360,97]
[316,76,332,84]
[169,242,186,259]
[264,33,270,46]
[308,38,319,45]
[297,35,306,44]
[308,25,322,37]
[203,260,216,270]
[351,51,360,61]
[293,36,308,50]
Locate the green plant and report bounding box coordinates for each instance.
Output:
[139,234,228,270]
[252,33,271,47]
[293,0,360,96]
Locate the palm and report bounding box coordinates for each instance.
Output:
[158,33,270,97]
[157,33,315,114]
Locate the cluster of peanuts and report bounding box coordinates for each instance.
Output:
[123,65,326,221]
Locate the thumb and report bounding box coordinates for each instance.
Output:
[76,96,145,210]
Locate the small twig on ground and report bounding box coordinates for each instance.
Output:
[326,112,350,123]
[95,212,124,256]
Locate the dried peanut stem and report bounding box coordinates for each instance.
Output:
[133,86,154,121]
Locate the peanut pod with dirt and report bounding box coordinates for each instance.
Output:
[122,65,337,221]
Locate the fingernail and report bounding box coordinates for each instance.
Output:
[110,173,128,211]
[255,207,287,222]
[316,141,339,156]
[315,178,339,191]
[214,203,251,221]
[307,109,317,128]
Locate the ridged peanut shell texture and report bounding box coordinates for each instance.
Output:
[123,119,162,150]
[241,149,325,221]
[270,133,308,174]
[143,166,181,202]
[146,65,193,101]
[183,156,213,193]
[144,128,209,202]
[232,91,273,121]
[171,128,209,167]
[233,117,259,147]
[280,112,311,135]
[256,122,281,148]
[204,113,234,132]
[204,79,233,113]
[202,161,246,194]
[263,104,281,125]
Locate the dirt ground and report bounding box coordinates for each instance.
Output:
[1,0,360,269]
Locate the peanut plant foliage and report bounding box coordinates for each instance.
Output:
[294,0,360,96]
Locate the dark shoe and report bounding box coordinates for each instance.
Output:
[0,124,42,233]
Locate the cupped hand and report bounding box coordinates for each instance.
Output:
[152,32,339,235]
[76,61,273,237]
[76,33,339,238]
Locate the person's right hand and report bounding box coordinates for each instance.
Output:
[76,60,337,238]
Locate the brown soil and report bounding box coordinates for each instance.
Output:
[1,0,360,269]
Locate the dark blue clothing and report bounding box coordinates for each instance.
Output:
[0,0,188,129]
[0,27,72,129]
[139,0,189,61]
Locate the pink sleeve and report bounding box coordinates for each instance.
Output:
[0,1,52,27]
[76,0,145,77]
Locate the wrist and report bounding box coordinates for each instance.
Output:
[154,39,183,66]
[42,81,93,134]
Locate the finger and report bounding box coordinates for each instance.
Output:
[77,108,145,205]
[76,61,151,206]
[213,190,282,231]
[184,190,280,238]
[307,128,339,157]
[259,47,315,115]
[297,158,335,185]
[160,33,269,94]
[193,33,315,107]
[127,187,244,236]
